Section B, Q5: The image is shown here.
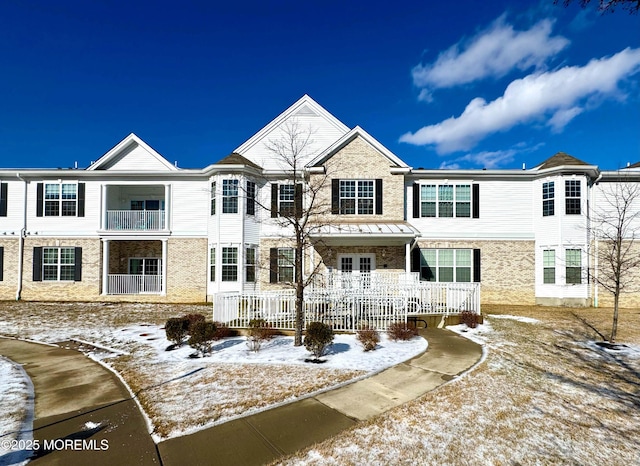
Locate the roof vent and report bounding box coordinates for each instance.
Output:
[294,104,318,116]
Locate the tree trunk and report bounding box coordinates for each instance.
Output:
[294,232,305,346]
[610,290,620,343]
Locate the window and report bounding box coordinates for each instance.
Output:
[277,248,295,282]
[542,182,555,217]
[221,247,238,281]
[565,180,581,215]
[222,180,238,214]
[566,249,582,284]
[419,184,471,218]
[45,183,77,216]
[543,250,555,284]
[339,180,374,215]
[43,247,76,281]
[210,181,216,215]
[279,184,296,216]
[419,249,472,282]
[246,181,256,216]
[246,247,256,282]
[210,247,216,281]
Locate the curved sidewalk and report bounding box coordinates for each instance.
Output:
[0,337,160,466]
[1,328,482,466]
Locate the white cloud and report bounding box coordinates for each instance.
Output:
[401,48,640,153]
[412,16,569,92]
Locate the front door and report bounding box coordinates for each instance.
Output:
[129,258,162,293]
[338,254,376,273]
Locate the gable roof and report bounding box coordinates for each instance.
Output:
[87,133,178,171]
[534,152,590,170]
[309,126,409,169]
[624,161,640,169]
[215,152,262,170]
[233,95,350,157]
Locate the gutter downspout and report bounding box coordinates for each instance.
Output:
[591,172,603,307]
[16,173,27,300]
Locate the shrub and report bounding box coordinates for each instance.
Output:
[165,317,189,347]
[188,320,217,356]
[357,326,380,352]
[213,322,232,340]
[387,321,418,341]
[460,310,479,329]
[304,322,334,360]
[246,318,276,352]
[183,313,206,333]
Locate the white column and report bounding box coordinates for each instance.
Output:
[405,242,411,273]
[162,239,168,296]
[101,185,107,230]
[164,184,170,231]
[102,239,109,295]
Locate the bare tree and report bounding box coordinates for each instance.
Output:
[261,119,334,346]
[555,0,640,14]
[591,178,640,343]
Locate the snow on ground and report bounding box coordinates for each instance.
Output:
[0,356,33,466]
[486,314,540,324]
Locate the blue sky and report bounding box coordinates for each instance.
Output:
[1,0,638,170]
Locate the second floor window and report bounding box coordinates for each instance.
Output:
[418,184,472,218]
[246,181,256,216]
[223,180,238,213]
[279,184,296,216]
[46,183,76,216]
[542,182,554,217]
[210,181,216,215]
[339,180,374,215]
[565,180,581,215]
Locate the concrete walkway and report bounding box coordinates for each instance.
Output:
[0,328,482,466]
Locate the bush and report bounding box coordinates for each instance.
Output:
[213,322,232,340]
[460,310,479,329]
[356,326,380,352]
[183,313,206,333]
[246,318,276,352]
[188,320,217,356]
[165,317,189,347]
[304,322,334,360]
[387,321,418,341]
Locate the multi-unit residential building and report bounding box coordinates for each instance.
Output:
[1,95,639,308]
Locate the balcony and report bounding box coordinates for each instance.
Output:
[106,210,165,231]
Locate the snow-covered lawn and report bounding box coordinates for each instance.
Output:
[278,305,640,465]
[0,356,33,466]
[0,302,426,440]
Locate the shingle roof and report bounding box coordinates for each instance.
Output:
[625,161,640,169]
[215,152,262,169]
[536,152,590,169]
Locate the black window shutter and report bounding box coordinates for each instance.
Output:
[269,248,278,283]
[294,184,302,218]
[375,179,383,215]
[36,183,44,217]
[412,183,420,218]
[74,247,83,281]
[271,184,278,218]
[0,183,7,217]
[331,179,339,214]
[0,246,4,281]
[33,247,43,281]
[411,247,420,273]
[472,184,480,219]
[473,249,481,282]
[246,182,255,216]
[77,183,85,217]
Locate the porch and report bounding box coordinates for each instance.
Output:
[100,184,170,232]
[101,239,167,295]
[214,271,480,332]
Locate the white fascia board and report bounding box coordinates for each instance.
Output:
[234,95,350,155]
[87,133,178,171]
[309,126,408,168]
[531,165,600,179]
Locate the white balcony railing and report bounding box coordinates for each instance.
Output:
[106,210,165,231]
[107,274,163,294]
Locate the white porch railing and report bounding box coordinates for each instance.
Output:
[107,274,163,294]
[106,210,165,231]
[214,272,480,331]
